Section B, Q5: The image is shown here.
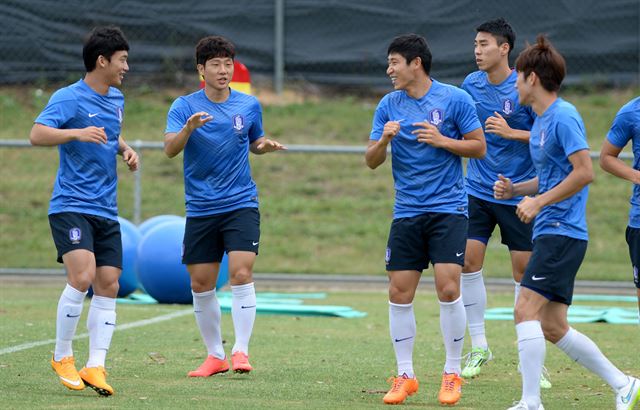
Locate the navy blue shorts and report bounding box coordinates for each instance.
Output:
[48,212,122,268]
[521,234,588,305]
[625,226,640,288]
[182,207,260,264]
[385,212,468,272]
[467,195,533,251]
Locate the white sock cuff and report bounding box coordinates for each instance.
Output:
[438,295,463,307]
[192,289,216,299]
[516,320,544,341]
[64,284,87,303]
[555,327,575,349]
[389,301,412,308]
[462,269,483,281]
[231,282,255,296]
[90,295,116,310]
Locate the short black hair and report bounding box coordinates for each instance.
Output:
[476,18,515,55]
[387,34,432,75]
[83,26,129,72]
[195,36,235,66]
[515,34,566,92]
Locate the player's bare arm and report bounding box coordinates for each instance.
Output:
[30,123,108,146]
[599,139,640,184]
[516,149,593,223]
[366,120,401,169]
[164,111,213,158]
[117,136,139,171]
[249,136,287,155]
[485,111,530,143]
[412,123,486,158]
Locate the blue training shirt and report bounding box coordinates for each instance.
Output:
[165,89,264,217]
[529,98,590,240]
[370,79,482,218]
[462,70,536,205]
[606,96,640,228]
[35,79,124,220]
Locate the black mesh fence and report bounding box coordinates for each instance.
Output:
[0,0,638,87]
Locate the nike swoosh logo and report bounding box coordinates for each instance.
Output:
[531,275,546,281]
[66,314,80,318]
[622,379,637,403]
[463,303,477,307]
[58,375,82,386]
[456,252,464,257]
[88,113,99,118]
[252,241,259,246]
[104,322,116,326]
[394,336,414,342]
[453,337,464,342]
[241,305,256,309]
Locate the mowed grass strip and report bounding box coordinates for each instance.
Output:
[0,279,637,409]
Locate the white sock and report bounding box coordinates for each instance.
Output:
[461,270,488,349]
[231,282,256,355]
[516,321,544,410]
[54,284,87,361]
[389,301,416,377]
[192,289,225,359]
[555,327,628,390]
[86,295,116,368]
[440,296,466,374]
[514,281,521,306]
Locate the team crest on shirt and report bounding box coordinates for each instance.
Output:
[429,109,444,126]
[117,107,123,123]
[69,227,82,244]
[502,99,514,115]
[232,114,245,133]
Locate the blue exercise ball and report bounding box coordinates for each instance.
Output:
[138,215,184,237]
[137,220,229,304]
[87,216,141,298]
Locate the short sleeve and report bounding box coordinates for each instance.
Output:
[369,96,389,141]
[556,113,589,157]
[34,88,78,128]
[248,99,264,143]
[606,110,633,148]
[453,91,482,135]
[165,97,191,134]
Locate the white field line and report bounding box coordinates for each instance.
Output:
[0,308,192,356]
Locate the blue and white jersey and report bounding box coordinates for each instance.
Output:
[462,70,536,205]
[370,79,482,218]
[166,89,264,217]
[606,96,640,228]
[529,98,590,240]
[35,79,124,220]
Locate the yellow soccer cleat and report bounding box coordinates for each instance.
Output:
[79,366,114,396]
[51,356,85,391]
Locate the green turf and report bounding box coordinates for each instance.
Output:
[1,86,639,282]
[0,280,638,409]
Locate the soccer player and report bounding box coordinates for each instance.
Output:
[30,26,138,396]
[599,96,640,319]
[460,18,550,388]
[494,35,639,410]
[164,36,285,377]
[366,34,485,406]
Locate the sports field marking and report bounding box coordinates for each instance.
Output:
[0,308,192,356]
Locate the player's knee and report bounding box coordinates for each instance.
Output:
[69,272,95,292]
[230,267,253,285]
[436,282,460,302]
[541,322,567,343]
[388,285,415,304]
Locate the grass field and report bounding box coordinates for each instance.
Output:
[1,85,639,282]
[0,278,638,409]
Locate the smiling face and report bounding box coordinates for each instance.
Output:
[199,57,234,92]
[387,52,418,91]
[474,31,508,72]
[105,50,129,87]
